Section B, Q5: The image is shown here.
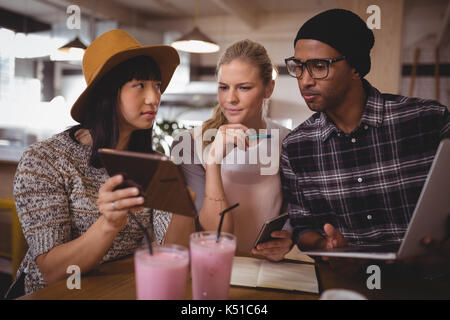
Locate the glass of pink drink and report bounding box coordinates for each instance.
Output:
[134,244,189,300]
[190,231,237,300]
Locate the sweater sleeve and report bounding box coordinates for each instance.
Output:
[13,145,72,263]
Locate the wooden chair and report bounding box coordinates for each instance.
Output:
[0,198,27,279]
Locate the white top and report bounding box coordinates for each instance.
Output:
[172,118,291,253]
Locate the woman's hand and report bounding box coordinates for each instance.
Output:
[206,124,249,165]
[97,174,145,232]
[252,230,293,262]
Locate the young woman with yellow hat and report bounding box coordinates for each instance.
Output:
[6,29,180,298]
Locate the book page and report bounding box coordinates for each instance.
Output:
[258,260,319,294]
[284,245,315,263]
[230,257,262,287]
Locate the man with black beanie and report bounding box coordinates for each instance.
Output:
[278,9,449,275]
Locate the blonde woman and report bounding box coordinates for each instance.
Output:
[172,40,292,260]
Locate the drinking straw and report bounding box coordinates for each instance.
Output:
[247,134,272,140]
[129,210,154,255]
[216,203,240,243]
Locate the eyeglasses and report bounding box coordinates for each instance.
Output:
[284,56,346,80]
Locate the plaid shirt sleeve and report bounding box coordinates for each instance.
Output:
[281,137,321,243]
[439,107,450,139]
[281,80,448,246]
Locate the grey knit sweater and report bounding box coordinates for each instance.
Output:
[10,130,171,295]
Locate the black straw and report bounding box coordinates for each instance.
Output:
[129,210,154,255]
[216,203,239,243]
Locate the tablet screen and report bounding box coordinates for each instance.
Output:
[98,148,196,217]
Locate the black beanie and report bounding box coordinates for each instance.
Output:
[294,9,374,78]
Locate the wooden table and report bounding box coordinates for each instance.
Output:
[18,255,450,300]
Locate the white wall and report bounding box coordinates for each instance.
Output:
[150,9,337,129]
[192,9,336,128]
[270,76,314,129]
[401,0,450,107]
[2,0,448,140]
[167,0,449,128]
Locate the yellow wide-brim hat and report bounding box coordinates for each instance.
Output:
[70,29,180,123]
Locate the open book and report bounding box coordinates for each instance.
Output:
[230,257,319,294]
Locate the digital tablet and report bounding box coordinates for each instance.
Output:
[98,148,196,217]
[253,213,289,248]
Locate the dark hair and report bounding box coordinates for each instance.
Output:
[69,55,161,168]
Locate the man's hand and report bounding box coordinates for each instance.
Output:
[390,215,450,274]
[320,223,367,277]
[322,223,348,249]
[252,230,293,262]
[405,236,450,272]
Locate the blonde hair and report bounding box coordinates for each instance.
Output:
[202,39,275,144]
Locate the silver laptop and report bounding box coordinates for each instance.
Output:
[302,138,450,260]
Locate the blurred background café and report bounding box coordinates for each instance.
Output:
[0,0,449,298]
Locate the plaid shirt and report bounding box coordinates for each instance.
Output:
[282,80,450,245]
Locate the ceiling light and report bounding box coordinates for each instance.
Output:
[52,36,87,61]
[171,0,219,54]
[171,27,219,54]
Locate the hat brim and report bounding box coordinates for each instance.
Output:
[70,45,180,123]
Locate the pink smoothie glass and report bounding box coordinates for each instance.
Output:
[190,231,237,300]
[134,244,189,300]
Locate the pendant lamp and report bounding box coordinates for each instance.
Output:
[171,26,219,53]
[57,36,87,53]
[52,36,87,61]
[171,1,219,53]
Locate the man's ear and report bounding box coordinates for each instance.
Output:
[351,68,361,80]
[264,79,275,99]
